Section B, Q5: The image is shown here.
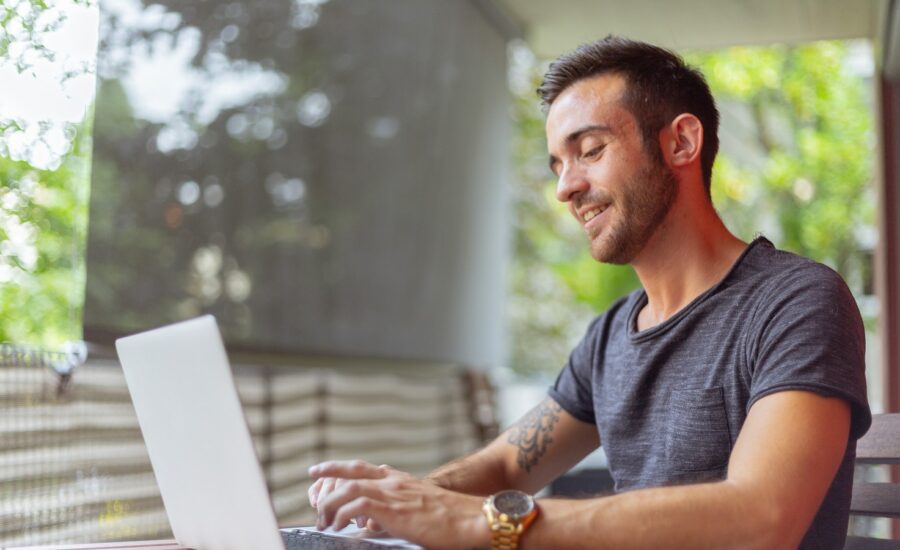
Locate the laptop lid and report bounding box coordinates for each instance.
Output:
[116,315,284,550]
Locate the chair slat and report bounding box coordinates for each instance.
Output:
[849,483,900,517]
[844,535,900,550]
[856,414,900,464]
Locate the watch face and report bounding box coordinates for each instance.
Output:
[493,490,534,519]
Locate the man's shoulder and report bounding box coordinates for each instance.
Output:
[742,239,864,352]
[739,237,852,299]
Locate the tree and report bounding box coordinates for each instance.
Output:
[0,0,94,347]
[686,42,875,297]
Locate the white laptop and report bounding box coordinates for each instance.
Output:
[116,315,422,550]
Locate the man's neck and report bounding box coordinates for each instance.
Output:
[631,198,747,331]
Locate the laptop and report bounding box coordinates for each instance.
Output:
[116,315,423,550]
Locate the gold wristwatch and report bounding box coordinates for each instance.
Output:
[482,490,538,550]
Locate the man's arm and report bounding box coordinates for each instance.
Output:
[307,396,597,540]
[426,396,600,495]
[312,390,850,549]
[308,396,598,508]
[523,390,850,549]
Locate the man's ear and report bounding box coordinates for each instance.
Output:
[662,113,703,168]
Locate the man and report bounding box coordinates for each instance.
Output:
[308,36,871,549]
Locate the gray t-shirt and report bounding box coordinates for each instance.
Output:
[549,237,871,549]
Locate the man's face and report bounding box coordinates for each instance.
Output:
[546,74,677,265]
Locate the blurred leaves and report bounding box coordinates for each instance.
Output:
[689,42,875,284]
[0,126,90,347]
[0,0,92,347]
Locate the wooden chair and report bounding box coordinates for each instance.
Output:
[845,413,900,549]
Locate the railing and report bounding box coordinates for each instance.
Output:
[0,345,496,547]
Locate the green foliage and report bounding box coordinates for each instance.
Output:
[0,0,92,348]
[687,42,875,287]
[0,0,94,72]
[508,41,875,377]
[0,124,90,347]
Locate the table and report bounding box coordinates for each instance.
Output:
[8,540,186,550]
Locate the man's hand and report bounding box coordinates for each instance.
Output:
[309,460,490,550]
[309,471,386,531]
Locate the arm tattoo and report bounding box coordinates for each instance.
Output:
[506,398,562,473]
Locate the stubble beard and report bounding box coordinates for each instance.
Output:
[589,157,678,265]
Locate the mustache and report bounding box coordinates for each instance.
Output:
[574,193,614,211]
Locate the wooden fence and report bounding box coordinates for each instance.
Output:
[0,346,496,547]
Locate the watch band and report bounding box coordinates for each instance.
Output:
[489,524,521,550]
[482,491,537,550]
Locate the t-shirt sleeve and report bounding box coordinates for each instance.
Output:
[548,315,604,425]
[747,262,872,440]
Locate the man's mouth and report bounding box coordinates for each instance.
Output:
[581,204,609,223]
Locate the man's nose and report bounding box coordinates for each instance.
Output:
[556,164,590,203]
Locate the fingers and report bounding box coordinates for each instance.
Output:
[309,461,398,532]
[365,517,384,532]
[309,460,389,480]
[352,515,383,532]
[331,497,388,532]
[308,477,324,507]
[316,480,392,529]
[317,477,337,509]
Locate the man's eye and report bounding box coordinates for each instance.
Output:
[584,146,604,159]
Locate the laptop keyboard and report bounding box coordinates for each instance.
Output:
[281,528,412,549]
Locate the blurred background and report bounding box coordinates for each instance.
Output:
[0,0,896,545]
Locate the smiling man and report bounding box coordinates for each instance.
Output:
[308,36,871,549]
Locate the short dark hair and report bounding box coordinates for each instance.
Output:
[538,36,720,193]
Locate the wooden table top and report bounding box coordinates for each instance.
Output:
[8,540,187,550]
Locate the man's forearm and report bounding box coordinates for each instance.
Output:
[424,446,514,496]
[524,480,795,550]
[427,397,599,496]
[518,392,849,549]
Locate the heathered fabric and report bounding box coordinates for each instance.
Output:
[549,237,871,549]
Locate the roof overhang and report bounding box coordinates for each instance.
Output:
[496,0,888,57]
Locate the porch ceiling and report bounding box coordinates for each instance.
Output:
[496,0,887,57]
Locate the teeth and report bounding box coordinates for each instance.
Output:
[583,207,605,222]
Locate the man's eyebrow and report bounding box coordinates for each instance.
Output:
[565,124,613,144]
[548,124,613,173]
